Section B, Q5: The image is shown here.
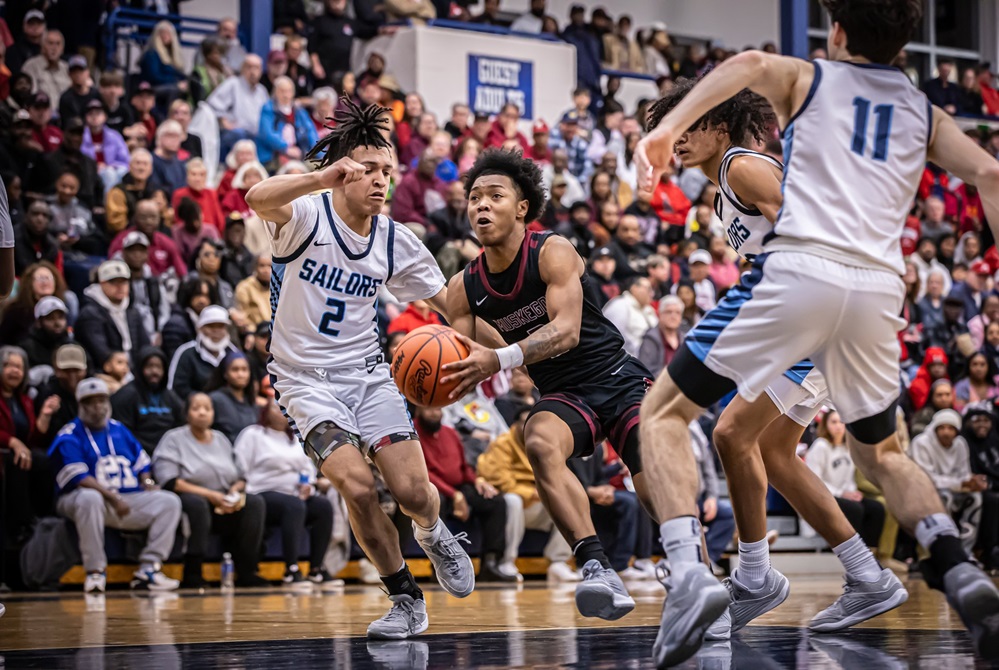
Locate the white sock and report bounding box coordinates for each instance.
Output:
[414,517,443,542]
[915,513,960,549]
[139,562,158,574]
[734,538,770,589]
[660,516,703,581]
[832,533,882,582]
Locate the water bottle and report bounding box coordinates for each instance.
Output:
[221,552,235,591]
[299,469,310,487]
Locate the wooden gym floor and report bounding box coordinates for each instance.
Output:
[1,572,998,669]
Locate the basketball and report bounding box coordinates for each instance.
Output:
[391,325,470,407]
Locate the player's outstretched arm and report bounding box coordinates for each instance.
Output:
[635,51,812,192]
[245,157,366,232]
[927,107,999,241]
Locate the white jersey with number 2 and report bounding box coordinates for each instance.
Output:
[268,192,445,371]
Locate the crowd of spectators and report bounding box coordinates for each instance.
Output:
[1,0,999,593]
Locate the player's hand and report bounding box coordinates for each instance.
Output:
[635,129,674,193]
[475,477,498,499]
[439,334,501,400]
[702,497,718,523]
[318,157,367,190]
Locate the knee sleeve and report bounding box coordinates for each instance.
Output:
[845,401,897,444]
[614,406,643,476]
[304,421,360,469]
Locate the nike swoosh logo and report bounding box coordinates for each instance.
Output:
[476,296,487,306]
[611,365,624,375]
[313,241,332,247]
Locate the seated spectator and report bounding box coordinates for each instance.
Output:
[425,181,477,277]
[917,268,948,335]
[108,199,187,278]
[139,21,189,107]
[162,276,217,360]
[27,92,63,152]
[33,344,87,446]
[649,164,692,245]
[13,201,62,278]
[47,170,103,256]
[494,368,540,426]
[911,409,984,555]
[392,149,447,225]
[444,103,470,140]
[471,0,503,25]
[556,201,596,260]
[283,35,316,99]
[608,215,653,280]
[0,346,56,543]
[689,421,736,566]
[951,259,991,323]
[105,149,155,233]
[168,305,240,399]
[602,276,657,357]
[174,199,222,268]
[97,70,134,135]
[260,49,288,94]
[588,246,620,309]
[964,406,999,571]
[94,350,132,395]
[191,36,230,103]
[414,404,514,582]
[442,386,510,464]
[566,441,641,576]
[486,103,530,152]
[235,400,339,589]
[537,175,570,231]
[387,299,443,335]
[639,295,684,377]
[57,55,99,127]
[153,393,267,588]
[913,379,955,437]
[955,352,999,411]
[591,199,621,249]
[120,231,171,335]
[6,10,44,74]
[222,161,268,219]
[234,254,272,326]
[220,214,258,286]
[586,102,626,170]
[400,111,438,167]
[171,158,224,229]
[604,15,644,72]
[151,120,187,196]
[76,260,150,369]
[310,87,338,139]
[921,195,954,243]
[20,296,72,369]
[50,377,182,593]
[910,347,951,411]
[0,261,76,348]
[190,239,235,308]
[80,97,131,192]
[969,295,999,351]
[217,140,259,203]
[111,346,183,455]
[807,410,886,550]
[165,101,202,160]
[207,351,258,444]
[212,17,247,73]
[924,296,971,376]
[674,249,717,312]
[256,76,319,169]
[708,235,739,290]
[21,31,70,116]
[246,322,271,383]
[207,54,269,160]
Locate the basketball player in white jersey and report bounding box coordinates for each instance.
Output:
[644,80,908,644]
[245,99,474,640]
[634,0,999,665]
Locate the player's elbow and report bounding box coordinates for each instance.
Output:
[727,49,767,76]
[561,328,580,351]
[244,183,265,210]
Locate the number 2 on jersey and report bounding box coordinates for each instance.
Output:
[319,297,346,336]
[851,97,894,162]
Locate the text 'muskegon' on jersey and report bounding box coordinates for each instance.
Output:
[268,193,445,370]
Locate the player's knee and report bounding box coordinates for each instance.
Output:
[396,480,436,516]
[712,415,745,454]
[340,480,380,512]
[524,434,562,468]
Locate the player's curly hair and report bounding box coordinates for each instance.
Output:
[820,0,922,65]
[306,97,392,168]
[646,78,775,148]
[463,149,547,223]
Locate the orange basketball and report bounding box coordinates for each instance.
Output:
[391,325,470,408]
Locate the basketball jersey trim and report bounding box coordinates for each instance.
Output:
[386,220,397,282]
[476,231,535,301]
[925,99,934,147]
[322,192,379,260]
[784,61,823,133]
[272,214,319,264]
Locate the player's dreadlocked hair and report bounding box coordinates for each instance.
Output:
[305,97,392,168]
[463,149,547,223]
[820,0,922,65]
[645,78,775,148]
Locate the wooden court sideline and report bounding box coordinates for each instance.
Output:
[1,575,996,669]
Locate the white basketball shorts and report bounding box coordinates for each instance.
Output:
[704,251,905,425]
[764,368,829,427]
[269,358,417,454]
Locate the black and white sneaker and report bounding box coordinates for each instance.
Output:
[308,568,345,592]
[283,564,313,591]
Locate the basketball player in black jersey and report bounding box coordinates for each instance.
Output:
[441,150,655,620]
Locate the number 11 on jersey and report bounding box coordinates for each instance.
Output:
[851,97,894,162]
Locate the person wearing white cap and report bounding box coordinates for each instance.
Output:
[19,295,72,369]
[672,248,716,312]
[49,377,182,593]
[911,409,985,555]
[167,305,238,399]
[75,259,150,370]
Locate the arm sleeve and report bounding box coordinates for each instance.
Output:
[384,223,446,303]
[54,435,91,491]
[270,194,321,258]
[0,174,13,248]
[151,433,182,483]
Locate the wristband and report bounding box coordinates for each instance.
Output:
[495,344,524,371]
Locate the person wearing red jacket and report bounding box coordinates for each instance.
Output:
[910,347,950,411]
[108,199,187,278]
[649,163,691,245]
[387,300,443,335]
[413,405,515,582]
[170,158,225,230]
[485,103,530,151]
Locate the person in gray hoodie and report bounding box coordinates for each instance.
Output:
[911,409,985,554]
